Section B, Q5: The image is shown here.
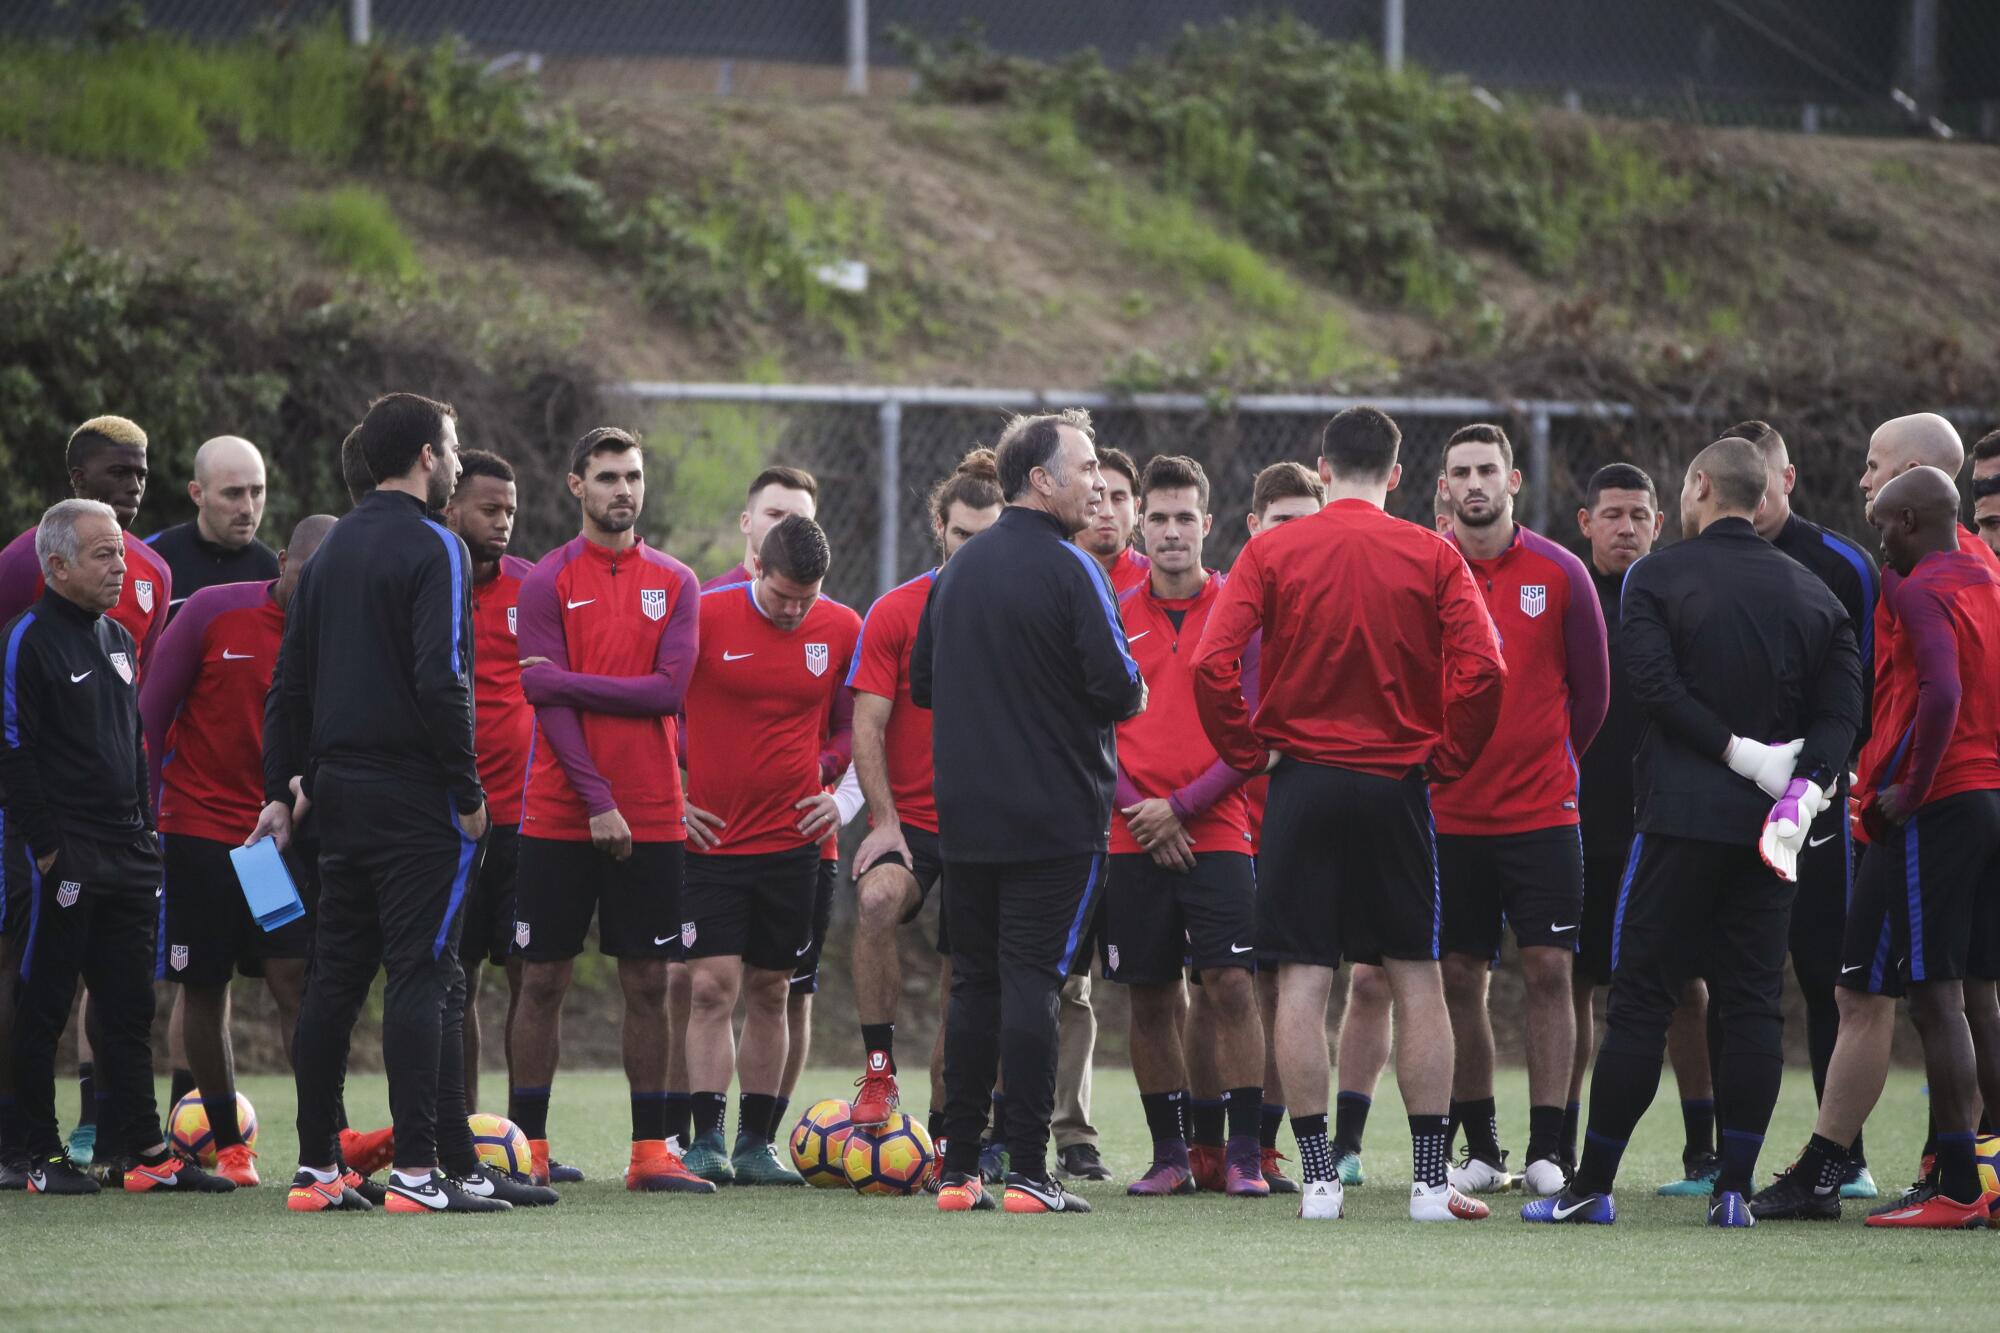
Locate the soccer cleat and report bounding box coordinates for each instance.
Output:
[339,1126,396,1177]
[1261,1148,1300,1194]
[1224,1143,1271,1197]
[1188,1143,1226,1192]
[384,1171,512,1213]
[1747,1164,1841,1222]
[851,1058,899,1128]
[1448,1147,1514,1194]
[124,1154,236,1193]
[977,1138,1009,1185]
[462,1166,559,1207]
[1056,1143,1112,1182]
[1657,1151,1720,1196]
[1839,1163,1880,1199]
[1411,1179,1490,1221]
[1127,1157,1195,1196]
[548,1159,585,1184]
[1520,1157,1569,1198]
[923,1140,946,1194]
[936,1171,996,1212]
[344,1170,387,1207]
[25,1152,101,1196]
[1298,1178,1345,1220]
[0,1154,31,1191]
[1002,1171,1092,1214]
[216,1144,261,1188]
[1707,1191,1755,1228]
[626,1141,716,1194]
[1520,1188,1615,1224]
[681,1131,735,1185]
[1864,1184,1989,1230]
[1869,1157,1940,1218]
[1331,1148,1366,1187]
[730,1135,805,1186]
[287,1169,372,1212]
[65,1123,96,1169]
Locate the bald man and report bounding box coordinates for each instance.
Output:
[1754,467,2000,1227]
[148,436,279,619]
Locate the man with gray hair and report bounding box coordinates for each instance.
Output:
[913,408,1147,1215]
[147,435,280,620]
[0,500,233,1195]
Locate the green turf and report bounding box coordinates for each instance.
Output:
[0,1067,1984,1329]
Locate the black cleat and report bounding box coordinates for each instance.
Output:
[0,1155,30,1191]
[465,1166,559,1206]
[122,1154,236,1193]
[27,1152,103,1195]
[1748,1165,1841,1221]
[1055,1143,1112,1182]
[1003,1171,1093,1213]
[384,1171,512,1213]
[288,1169,374,1212]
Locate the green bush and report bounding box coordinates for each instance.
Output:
[284,186,420,281]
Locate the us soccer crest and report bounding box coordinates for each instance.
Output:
[108,651,133,684]
[1519,585,1548,619]
[56,881,81,908]
[170,944,190,972]
[514,920,530,948]
[681,921,698,948]
[506,607,518,636]
[1107,944,1120,973]
[134,579,154,613]
[804,642,829,677]
[641,588,667,622]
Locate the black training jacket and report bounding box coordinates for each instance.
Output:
[911,505,1146,863]
[1621,517,1862,846]
[1769,510,1878,752]
[264,489,483,815]
[1576,563,1643,861]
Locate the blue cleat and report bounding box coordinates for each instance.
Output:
[978,1139,1009,1185]
[1838,1163,1879,1200]
[1708,1190,1755,1228]
[65,1124,96,1170]
[1520,1189,1615,1224]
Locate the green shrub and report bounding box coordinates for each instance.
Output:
[284,186,420,281]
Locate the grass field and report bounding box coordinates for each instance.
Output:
[0,1067,1985,1329]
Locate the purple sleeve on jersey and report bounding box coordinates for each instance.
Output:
[1169,759,1254,823]
[1115,763,1143,811]
[1895,578,1962,805]
[0,531,41,630]
[819,681,856,785]
[1531,530,1610,758]
[137,584,231,809]
[517,549,615,817]
[520,560,700,717]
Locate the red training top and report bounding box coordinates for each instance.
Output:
[847,568,941,833]
[1106,547,1151,596]
[0,524,172,674]
[473,554,537,824]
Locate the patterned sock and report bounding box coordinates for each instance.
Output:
[1409,1114,1451,1189]
[860,1023,896,1073]
[1454,1096,1500,1162]
[509,1087,551,1141]
[1798,1133,1848,1194]
[1291,1113,1332,1184]
[1141,1090,1188,1152]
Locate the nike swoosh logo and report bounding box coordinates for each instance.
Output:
[70,671,91,683]
[1841,963,1863,974]
[796,942,813,955]
[27,1171,45,1191]
[459,1175,496,1197]
[392,1183,450,1210]
[1808,833,1835,847]
[130,1165,175,1186]
[1551,1198,1591,1220]
[654,935,675,946]
[1229,944,1253,953]
[566,598,595,609]
[1127,631,1150,642]
[221,650,253,661]
[1549,923,1578,933]
[723,651,753,661]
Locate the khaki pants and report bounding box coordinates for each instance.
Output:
[1053,969,1098,1150]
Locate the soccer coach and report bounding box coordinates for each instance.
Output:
[253,392,497,1215]
[912,409,1146,1215]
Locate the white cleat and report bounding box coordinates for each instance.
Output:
[1520,1157,1569,1198]
[1411,1179,1490,1221]
[1298,1178,1345,1220]
[1448,1154,1515,1194]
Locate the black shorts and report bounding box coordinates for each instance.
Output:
[459,822,520,968]
[160,833,315,985]
[1437,826,1585,960]
[681,844,820,973]
[790,858,839,994]
[1789,801,1853,979]
[513,836,684,962]
[867,824,946,923]
[1103,852,1256,985]
[1578,844,1635,985]
[1255,758,1438,968]
[1839,790,2000,991]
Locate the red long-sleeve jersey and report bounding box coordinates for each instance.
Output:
[140,580,282,843]
[1430,525,1608,835]
[1106,547,1152,596]
[517,537,700,842]
[0,524,172,673]
[846,569,940,833]
[471,554,536,823]
[685,583,860,855]
[1193,498,1506,780]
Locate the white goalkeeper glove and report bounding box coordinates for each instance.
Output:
[1758,778,1829,884]
[1725,735,1804,800]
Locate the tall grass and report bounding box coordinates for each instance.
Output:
[284,187,420,281]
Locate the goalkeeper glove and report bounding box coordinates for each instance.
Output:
[1758,778,1828,883]
[1725,735,1804,800]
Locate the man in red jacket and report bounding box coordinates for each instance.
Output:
[1193,406,1506,1223]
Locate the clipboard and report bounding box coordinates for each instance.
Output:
[230,838,306,931]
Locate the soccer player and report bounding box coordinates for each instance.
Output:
[1432,425,1608,1199]
[146,436,279,618]
[1109,455,1266,1199]
[140,514,335,1187]
[1527,437,1860,1229]
[848,449,1003,1141]
[0,500,230,1195]
[1194,406,1506,1224]
[1082,446,1152,595]
[507,428,710,1195]
[1973,430,2000,559]
[1570,464,1717,1190]
[680,515,858,1185]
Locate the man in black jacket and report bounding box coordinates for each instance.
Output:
[1527,437,1862,1229]
[252,392,498,1215]
[0,500,232,1195]
[913,408,1147,1214]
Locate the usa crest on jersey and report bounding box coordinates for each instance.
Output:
[134,579,155,613]
[641,588,667,622]
[170,944,190,972]
[681,921,698,948]
[514,920,530,948]
[804,642,828,677]
[1519,585,1548,619]
[108,651,134,684]
[57,881,81,908]
[506,606,518,636]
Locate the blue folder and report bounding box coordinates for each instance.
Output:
[230,838,305,931]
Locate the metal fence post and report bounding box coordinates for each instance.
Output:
[1527,406,1552,532]
[846,0,869,96]
[1382,0,1405,73]
[876,396,901,599]
[349,0,370,45]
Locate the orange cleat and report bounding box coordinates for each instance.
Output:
[529,1138,552,1187]
[1864,1185,1990,1230]
[851,1054,900,1128]
[288,1169,371,1212]
[123,1155,234,1193]
[339,1126,396,1177]
[936,1172,995,1212]
[1188,1143,1225,1192]
[626,1140,718,1194]
[216,1144,261,1187]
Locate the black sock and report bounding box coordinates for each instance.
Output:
[1410,1114,1451,1189]
[631,1092,669,1142]
[1190,1097,1225,1148]
[209,1091,243,1150]
[1680,1097,1715,1159]
[1849,1126,1866,1169]
[1225,1088,1262,1144]
[1716,1128,1762,1197]
[768,1095,791,1141]
[1291,1112,1332,1183]
[861,1023,896,1073]
[1936,1132,1980,1203]
[1526,1105,1562,1164]
[509,1086,551,1140]
[170,1068,197,1108]
[1573,1129,1628,1196]
[665,1092,692,1145]
[1797,1132,1849,1194]
[1560,1101,1580,1165]
[1259,1102,1285,1150]
[927,1110,946,1144]
[738,1092,777,1144]
[76,1064,96,1128]
[1332,1091,1371,1153]
[1141,1090,1188,1147]
[1453,1096,1500,1162]
[692,1091,728,1139]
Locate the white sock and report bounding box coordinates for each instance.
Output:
[299,1165,339,1184]
[391,1168,433,1187]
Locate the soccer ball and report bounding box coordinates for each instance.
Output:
[789,1098,855,1189]
[167,1091,258,1166]
[842,1111,934,1196]
[1977,1134,1999,1199]
[469,1113,533,1180]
